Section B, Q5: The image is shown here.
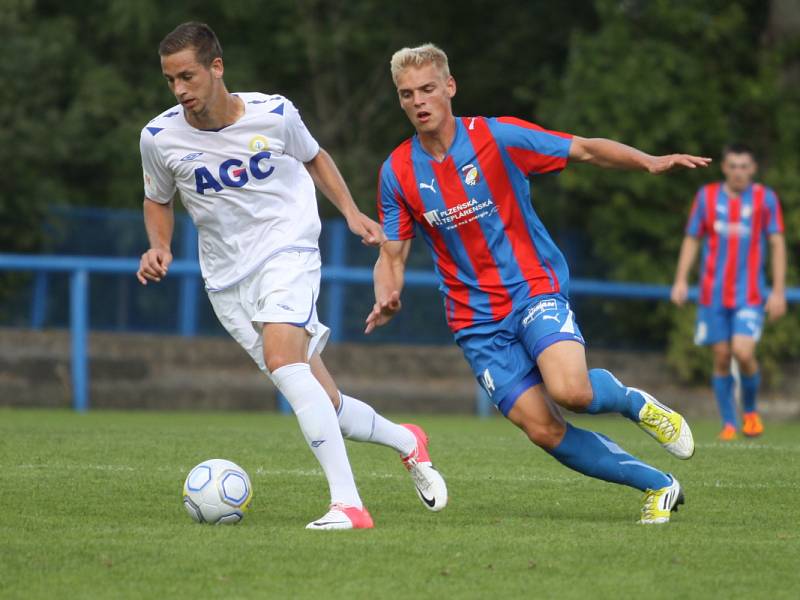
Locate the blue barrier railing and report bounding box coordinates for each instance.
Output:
[3,250,798,414]
[0,249,457,413]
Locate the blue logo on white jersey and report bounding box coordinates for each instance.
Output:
[194,151,275,194]
[181,152,204,162]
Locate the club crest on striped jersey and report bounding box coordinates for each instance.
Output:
[461,164,480,186]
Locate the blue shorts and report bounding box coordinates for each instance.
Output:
[454,294,586,417]
[694,305,764,346]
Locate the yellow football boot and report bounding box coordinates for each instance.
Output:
[632,388,695,459]
[639,476,684,524]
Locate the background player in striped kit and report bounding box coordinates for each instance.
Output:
[367,43,710,524]
[671,144,787,440]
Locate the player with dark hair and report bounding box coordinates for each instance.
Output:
[671,144,786,440]
[367,43,710,524]
[138,23,447,530]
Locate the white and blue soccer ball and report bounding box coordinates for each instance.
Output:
[182,459,253,524]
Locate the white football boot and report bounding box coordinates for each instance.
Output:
[401,424,448,512]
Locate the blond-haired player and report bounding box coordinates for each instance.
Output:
[368,43,709,523]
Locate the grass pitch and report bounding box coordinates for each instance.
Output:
[0,409,798,599]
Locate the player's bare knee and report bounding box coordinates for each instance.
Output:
[264,352,297,374]
[731,343,755,365]
[552,382,593,411]
[524,420,566,450]
[712,348,732,373]
[734,352,758,374]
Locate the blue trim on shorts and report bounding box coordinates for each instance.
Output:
[531,332,586,360]
[497,369,543,417]
[287,291,316,327]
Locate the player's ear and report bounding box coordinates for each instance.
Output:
[446,76,456,99]
[210,57,224,79]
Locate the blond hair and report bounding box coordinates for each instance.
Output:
[390,43,450,84]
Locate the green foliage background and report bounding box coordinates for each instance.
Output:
[1,0,798,382]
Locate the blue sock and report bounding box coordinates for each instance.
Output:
[586,369,646,421]
[548,423,671,491]
[712,374,737,426]
[741,371,760,414]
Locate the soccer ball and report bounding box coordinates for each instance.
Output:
[182,459,253,524]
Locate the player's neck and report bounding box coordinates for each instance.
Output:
[418,116,457,162]
[185,91,244,131]
[723,181,751,197]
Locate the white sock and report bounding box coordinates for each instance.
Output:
[337,393,417,456]
[271,363,362,508]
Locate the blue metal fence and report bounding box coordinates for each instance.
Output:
[2,242,798,414]
[0,248,455,412]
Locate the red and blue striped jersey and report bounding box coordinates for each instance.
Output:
[377,116,572,332]
[686,182,783,308]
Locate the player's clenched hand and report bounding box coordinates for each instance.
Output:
[137,248,173,285]
[670,280,689,306]
[647,154,712,174]
[365,291,402,334]
[347,212,387,247]
[765,291,787,322]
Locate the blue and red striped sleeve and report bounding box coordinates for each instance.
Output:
[490,116,572,176]
[686,187,707,237]
[764,187,784,235]
[377,159,415,241]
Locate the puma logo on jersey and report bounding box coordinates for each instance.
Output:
[419,179,437,194]
[194,151,275,194]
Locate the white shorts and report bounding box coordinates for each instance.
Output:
[207,250,330,377]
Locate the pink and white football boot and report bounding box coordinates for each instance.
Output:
[401,424,448,512]
[305,503,374,530]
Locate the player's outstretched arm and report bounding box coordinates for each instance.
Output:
[671,235,700,306]
[304,149,386,247]
[137,198,174,285]
[569,137,712,174]
[765,233,787,321]
[366,240,410,334]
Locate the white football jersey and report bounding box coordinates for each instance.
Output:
[140,92,321,291]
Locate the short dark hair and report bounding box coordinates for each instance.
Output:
[158,22,222,67]
[722,143,756,160]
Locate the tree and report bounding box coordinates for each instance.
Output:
[543,0,799,380]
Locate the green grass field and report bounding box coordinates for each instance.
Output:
[1,409,798,599]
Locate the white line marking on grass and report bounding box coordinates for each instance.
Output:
[695,442,800,452]
[15,463,137,471]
